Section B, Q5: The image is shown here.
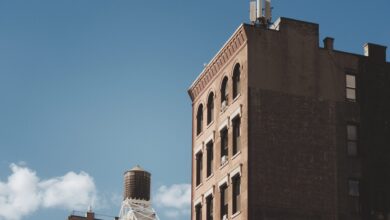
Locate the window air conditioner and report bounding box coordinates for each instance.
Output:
[221,100,227,110]
[221,155,227,164]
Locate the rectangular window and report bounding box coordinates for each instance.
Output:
[196,204,202,220]
[196,152,203,186]
[206,142,214,177]
[206,195,213,220]
[232,117,241,156]
[349,179,360,197]
[347,124,358,156]
[220,128,228,165]
[220,185,228,220]
[346,74,356,101]
[232,175,241,214]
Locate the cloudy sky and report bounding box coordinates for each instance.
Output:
[0,1,389,220]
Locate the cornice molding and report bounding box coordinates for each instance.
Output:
[188,25,248,101]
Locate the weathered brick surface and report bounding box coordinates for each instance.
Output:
[248,88,338,220]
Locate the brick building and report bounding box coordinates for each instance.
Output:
[188,17,390,220]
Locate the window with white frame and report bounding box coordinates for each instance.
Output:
[346,74,356,101]
[347,124,358,156]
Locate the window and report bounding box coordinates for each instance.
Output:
[220,184,228,220]
[346,74,356,101]
[232,117,241,156]
[206,195,213,220]
[220,128,228,165]
[207,93,215,125]
[206,141,214,177]
[196,203,202,220]
[221,77,228,110]
[197,105,204,135]
[196,152,203,186]
[347,124,358,156]
[348,179,360,197]
[232,175,241,214]
[232,64,241,99]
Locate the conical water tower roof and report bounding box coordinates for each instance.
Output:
[130,165,144,172]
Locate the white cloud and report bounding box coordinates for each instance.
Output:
[154,184,191,219]
[0,164,97,220]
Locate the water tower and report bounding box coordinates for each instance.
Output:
[119,165,160,220]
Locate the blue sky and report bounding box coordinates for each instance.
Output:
[0,1,389,220]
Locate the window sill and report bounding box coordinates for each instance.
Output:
[221,106,229,113]
[232,93,241,104]
[232,211,241,219]
[195,183,203,190]
[206,173,214,181]
[232,151,241,160]
[206,121,214,129]
[219,160,229,170]
[195,131,204,140]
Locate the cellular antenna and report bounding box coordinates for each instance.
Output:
[249,0,273,26]
[265,0,272,23]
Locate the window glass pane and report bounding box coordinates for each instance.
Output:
[347,125,357,140]
[196,204,202,220]
[348,141,358,156]
[196,153,203,185]
[349,180,360,196]
[346,75,356,88]
[346,88,356,100]
[207,142,213,177]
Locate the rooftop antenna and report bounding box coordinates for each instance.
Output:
[249,0,272,27]
[265,0,272,24]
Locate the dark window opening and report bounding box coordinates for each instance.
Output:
[232,117,241,156]
[220,128,228,165]
[206,195,213,220]
[220,184,228,220]
[206,141,214,177]
[207,93,214,125]
[197,105,204,135]
[348,179,360,197]
[232,64,241,99]
[196,152,203,186]
[221,77,229,110]
[196,204,202,220]
[232,175,241,214]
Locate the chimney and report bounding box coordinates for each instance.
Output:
[364,43,387,62]
[86,211,94,220]
[323,37,334,50]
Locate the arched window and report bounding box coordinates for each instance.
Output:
[233,64,241,99]
[196,104,203,135]
[207,93,214,124]
[221,77,228,110]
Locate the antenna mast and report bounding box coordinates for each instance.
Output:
[250,0,272,26]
